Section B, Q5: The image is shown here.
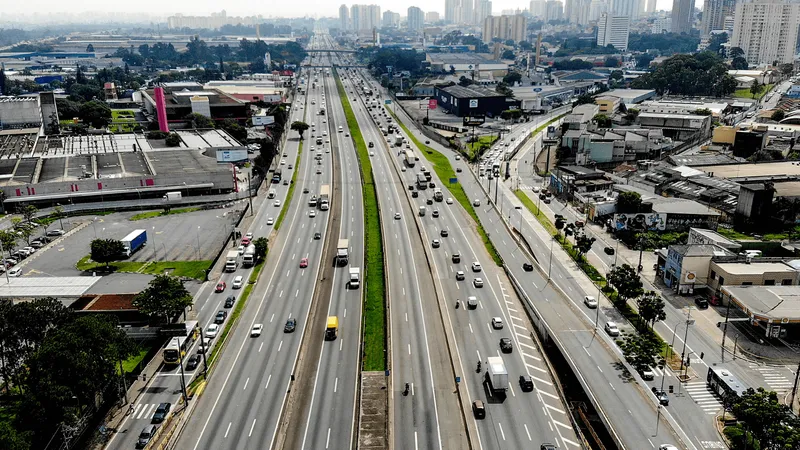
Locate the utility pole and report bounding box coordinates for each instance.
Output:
[790,361,800,413]
[721,297,732,362]
[248,173,253,216]
[118,357,129,405]
[679,308,694,372]
[176,338,189,404]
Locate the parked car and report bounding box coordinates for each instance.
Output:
[604,321,620,337]
[694,297,709,309]
[7,267,22,277]
[46,229,65,237]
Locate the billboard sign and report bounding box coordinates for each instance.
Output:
[612,213,665,231]
[463,115,486,126]
[469,99,479,108]
[216,149,249,163]
[428,99,438,110]
[253,115,275,126]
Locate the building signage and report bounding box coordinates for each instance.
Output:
[216,149,249,163]
[469,99,479,108]
[253,115,275,126]
[612,213,666,231]
[463,115,486,126]
[428,99,438,109]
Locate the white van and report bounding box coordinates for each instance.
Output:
[419,206,426,216]
[268,188,276,199]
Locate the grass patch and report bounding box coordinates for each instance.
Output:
[275,140,302,230]
[734,83,773,100]
[336,72,386,371]
[515,189,558,236]
[119,348,149,375]
[110,110,139,133]
[387,108,503,266]
[530,114,566,138]
[129,207,200,221]
[717,227,755,241]
[466,135,497,159]
[76,255,210,280]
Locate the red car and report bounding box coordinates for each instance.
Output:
[215,281,227,292]
[299,257,309,268]
[241,237,251,246]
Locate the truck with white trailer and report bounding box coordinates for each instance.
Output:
[225,250,239,272]
[485,356,508,396]
[348,267,361,289]
[121,229,147,257]
[163,191,182,201]
[242,244,256,267]
[319,185,330,211]
[405,150,416,167]
[394,135,404,147]
[336,239,349,266]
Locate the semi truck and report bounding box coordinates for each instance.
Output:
[121,229,147,257]
[319,185,330,211]
[163,191,182,201]
[348,267,361,289]
[225,250,239,272]
[242,245,256,267]
[485,356,509,396]
[336,239,349,266]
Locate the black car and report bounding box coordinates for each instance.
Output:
[185,354,200,370]
[500,338,513,353]
[539,193,547,200]
[694,297,709,309]
[604,246,615,255]
[456,167,462,173]
[215,310,227,324]
[284,318,297,333]
[523,262,534,271]
[224,295,235,308]
[441,229,449,237]
[519,375,534,392]
[152,402,171,423]
[651,386,669,405]
[429,182,436,188]
[426,198,433,205]
[314,232,322,240]
[412,191,419,198]
[368,142,374,148]
[408,185,415,191]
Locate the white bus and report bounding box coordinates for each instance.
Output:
[162,321,199,365]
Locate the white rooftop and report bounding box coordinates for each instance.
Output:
[0,276,102,298]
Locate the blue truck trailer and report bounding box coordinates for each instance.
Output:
[121,229,147,257]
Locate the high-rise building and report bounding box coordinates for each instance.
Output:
[475,0,493,24]
[566,0,591,24]
[461,0,474,23]
[701,0,735,36]
[426,11,440,22]
[530,0,547,17]
[408,6,425,30]
[597,13,630,49]
[368,5,381,29]
[610,0,641,20]
[545,0,564,21]
[339,4,350,30]
[670,0,695,33]
[651,15,672,32]
[482,14,527,43]
[445,0,458,22]
[351,4,381,31]
[732,0,800,64]
[383,10,400,27]
[589,0,608,21]
[646,0,657,12]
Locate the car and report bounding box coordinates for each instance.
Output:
[316,168,322,174]
[30,240,45,249]
[540,444,558,450]
[651,387,670,405]
[426,198,433,205]
[185,354,200,370]
[584,296,598,308]
[274,200,282,207]
[284,318,297,333]
[425,140,430,144]
[640,367,655,380]
[232,276,244,289]
[432,239,440,248]
[428,182,435,188]
[440,229,449,237]
[238,245,245,255]
[241,237,251,246]
[411,190,418,197]
[300,257,309,268]
[152,402,171,423]
[368,141,374,148]
[519,375,534,392]
[283,152,288,157]
[288,164,293,170]
[446,198,453,204]
[523,262,534,271]
[658,446,679,450]
[455,155,461,160]
[402,167,407,172]
[604,246,615,255]
[499,338,513,353]
[604,321,620,337]
[491,317,503,329]
[215,311,228,324]
[694,297,709,309]
[456,167,462,173]
[394,212,401,220]
[267,217,274,225]
[224,295,236,308]
[205,323,219,339]
[215,281,226,292]
[46,229,65,237]
[456,271,465,281]
[280,159,286,165]
[7,267,21,277]
[136,425,157,449]
[473,278,484,288]
[314,232,322,240]
[251,324,263,337]
[303,187,309,194]
[472,262,482,272]
[473,199,481,207]
[309,210,317,218]
[283,179,289,185]
[22,246,35,254]
[432,210,440,218]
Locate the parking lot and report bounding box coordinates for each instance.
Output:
[18,206,240,278]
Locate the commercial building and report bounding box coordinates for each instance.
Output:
[595,95,621,114]
[670,0,695,33]
[721,286,800,338]
[550,166,616,196]
[701,0,736,36]
[603,88,657,104]
[530,0,547,17]
[638,112,712,140]
[731,0,800,65]
[340,4,350,30]
[426,53,509,76]
[383,11,401,27]
[141,83,247,124]
[651,16,672,33]
[545,0,564,21]
[596,14,631,50]
[610,0,641,19]
[408,7,425,30]
[663,244,735,294]
[482,14,528,43]
[425,11,440,22]
[434,84,517,117]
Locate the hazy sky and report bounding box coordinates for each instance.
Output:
[12,0,676,19]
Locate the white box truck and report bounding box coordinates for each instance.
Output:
[242,244,256,267]
[163,191,182,201]
[319,185,330,211]
[485,356,508,395]
[225,250,239,272]
[336,239,349,266]
[348,267,361,289]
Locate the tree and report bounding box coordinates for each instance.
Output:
[56,98,81,120]
[574,232,596,257]
[636,291,666,330]
[458,76,474,87]
[604,56,620,67]
[219,118,247,143]
[20,204,37,224]
[52,205,66,231]
[165,133,182,147]
[616,191,642,213]
[731,56,748,70]
[78,100,111,128]
[631,52,738,96]
[779,63,794,77]
[592,114,612,128]
[0,230,17,258]
[608,264,643,301]
[519,40,532,51]
[291,121,310,140]
[85,43,94,52]
[132,274,193,323]
[89,238,125,268]
[575,94,595,106]
[732,387,800,449]
[619,333,662,373]
[495,82,513,96]
[624,108,640,123]
[502,71,522,85]
[729,47,745,59]
[692,108,713,116]
[750,79,764,99]
[254,237,268,262]
[771,109,786,122]
[501,49,515,60]
[185,112,215,129]
[636,53,654,69]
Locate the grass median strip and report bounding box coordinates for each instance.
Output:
[129,207,200,221]
[514,189,558,236]
[335,72,386,371]
[275,140,303,230]
[387,108,502,265]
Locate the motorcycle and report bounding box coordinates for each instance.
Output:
[403,383,410,396]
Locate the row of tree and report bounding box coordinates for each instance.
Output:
[631,52,738,97]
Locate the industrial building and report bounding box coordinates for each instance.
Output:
[141,82,248,125]
[434,84,518,117]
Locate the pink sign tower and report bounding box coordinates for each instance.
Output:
[154,87,169,133]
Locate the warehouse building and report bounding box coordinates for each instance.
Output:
[434,85,518,117]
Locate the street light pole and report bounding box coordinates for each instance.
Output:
[175,338,189,404]
[679,308,693,372]
[152,226,157,261]
[548,236,554,280]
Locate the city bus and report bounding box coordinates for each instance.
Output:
[162,321,199,365]
[707,366,749,404]
[272,169,283,183]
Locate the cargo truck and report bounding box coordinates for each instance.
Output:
[485,356,508,396]
[225,250,239,272]
[405,150,416,167]
[336,239,349,266]
[433,188,443,202]
[319,185,330,211]
[348,267,361,289]
[325,316,339,340]
[416,173,428,190]
[394,136,404,147]
[121,229,147,257]
[163,191,182,201]
[242,244,256,267]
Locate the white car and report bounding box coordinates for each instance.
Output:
[473,278,484,288]
[604,321,620,337]
[251,324,263,337]
[205,323,219,340]
[446,198,453,204]
[394,212,401,220]
[280,159,286,165]
[274,200,281,207]
[473,199,481,207]
[7,267,21,277]
[472,262,482,272]
[267,217,274,225]
[233,276,244,289]
[238,245,245,255]
[309,210,317,218]
[584,296,598,308]
[245,232,253,239]
[432,239,441,248]
[491,317,503,329]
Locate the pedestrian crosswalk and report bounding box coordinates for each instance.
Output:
[130,403,158,420]
[750,364,794,394]
[684,381,723,415]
